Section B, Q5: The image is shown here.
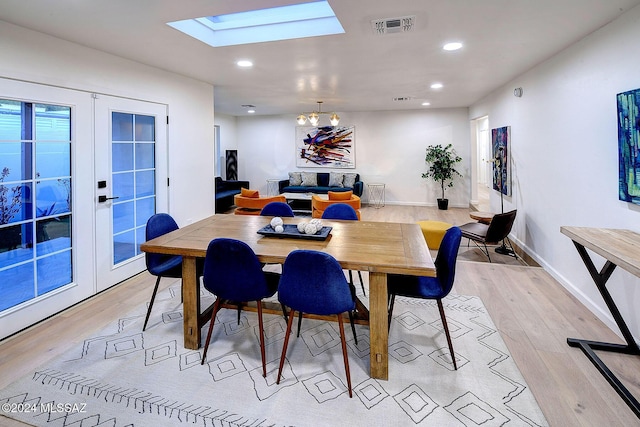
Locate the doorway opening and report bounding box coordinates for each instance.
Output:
[470,115,490,212]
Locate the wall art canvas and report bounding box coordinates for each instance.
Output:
[617,88,640,205]
[225,150,238,180]
[491,126,511,196]
[295,126,355,168]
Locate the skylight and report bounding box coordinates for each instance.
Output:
[167,1,345,48]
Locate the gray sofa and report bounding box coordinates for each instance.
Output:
[278,172,363,197]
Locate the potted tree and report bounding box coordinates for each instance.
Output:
[422,144,462,210]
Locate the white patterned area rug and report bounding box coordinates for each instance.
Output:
[0,285,548,427]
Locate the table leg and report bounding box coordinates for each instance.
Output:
[369,272,388,380]
[182,256,201,349]
[567,241,640,418]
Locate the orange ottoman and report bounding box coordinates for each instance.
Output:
[417,220,452,250]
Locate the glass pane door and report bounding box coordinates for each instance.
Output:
[94,95,167,292]
[111,112,156,265]
[0,100,72,311]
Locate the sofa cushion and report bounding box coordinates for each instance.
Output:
[289,172,302,186]
[328,172,344,187]
[343,173,357,188]
[301,172,317,186]
[328,190,353,200]
[241,188,260,198]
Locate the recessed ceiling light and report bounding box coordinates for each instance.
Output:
[421,102,431,106]
[430,83,443,89]
[237,60,253,67]
[443,42,463,51]
[247,109,256,114]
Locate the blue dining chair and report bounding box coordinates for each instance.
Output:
[260,201,294,217]
[143,213,203,331]
[200,238,281,377]
[387,226,462,370]
[321,203,366,296]
[276,250,357,398]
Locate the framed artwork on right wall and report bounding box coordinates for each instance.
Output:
[491,126,511,196]
[617,88,640,205]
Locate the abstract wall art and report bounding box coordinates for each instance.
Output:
[225,150,238,180]
[491,126,511,196]
[295,126,355,168]
[617,88,640,205]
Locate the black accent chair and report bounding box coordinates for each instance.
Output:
[458,210,517,262]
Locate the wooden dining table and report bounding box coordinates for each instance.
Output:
[140,214,435,380]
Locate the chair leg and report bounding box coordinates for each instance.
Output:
[357,271,365,296]
[277,309,297,385]
[348,270,366,296]
[296,312,303,337]
[142,276,162,331]
[468,238,492,262]
[337,314,353,398]
[257,301,267,377]
[201,298,222,365]
[348,311,358,345]
[437,299,457,370]
[483,242,492,262]
[236,302,243,325]
[388,293,396,331]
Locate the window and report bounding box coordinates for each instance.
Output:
[0,99,72,311]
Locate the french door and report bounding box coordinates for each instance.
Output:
[0,79,94,338]
[0,81,168,339]
[94,95,168,292]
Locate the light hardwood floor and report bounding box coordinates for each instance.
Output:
[1,205,639,426]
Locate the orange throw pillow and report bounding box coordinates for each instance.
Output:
[328,190,353,200]
[241,188,260,198]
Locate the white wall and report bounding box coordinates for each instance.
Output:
[470,6,640,339]
[0,20,215,226]
[233,109,470,207]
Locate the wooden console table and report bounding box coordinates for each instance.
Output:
[560,226,640,418]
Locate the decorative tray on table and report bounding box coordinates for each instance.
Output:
[257,224,332,241]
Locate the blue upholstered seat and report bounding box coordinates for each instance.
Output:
[200,238,281,377]
[143,213,203,331]
[276,250,357,397]
[260,201,294,217]
[321,203,365,295]
[388,226,462,370]
[322,203,359,220]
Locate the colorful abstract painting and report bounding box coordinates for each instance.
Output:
[491,126,511,196]
[617,88,640,205]
[295,126,355,168]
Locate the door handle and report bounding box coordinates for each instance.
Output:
[98,195,120,203]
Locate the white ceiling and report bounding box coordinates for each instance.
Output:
[1,0,639,116]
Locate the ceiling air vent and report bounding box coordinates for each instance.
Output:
[371,16,415,35]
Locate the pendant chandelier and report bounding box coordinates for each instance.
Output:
[296,101,340,126]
